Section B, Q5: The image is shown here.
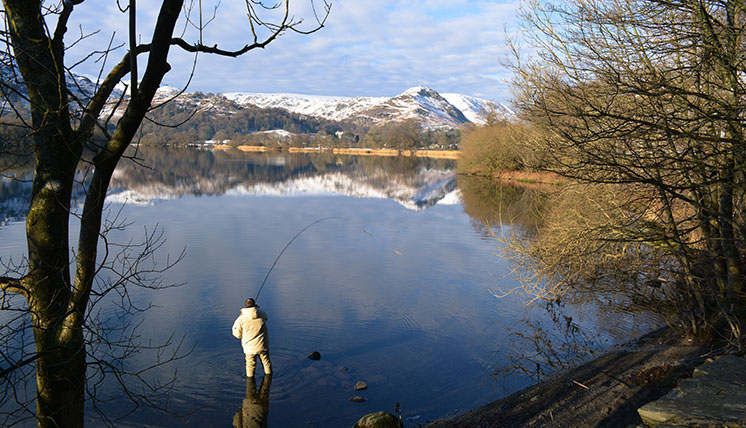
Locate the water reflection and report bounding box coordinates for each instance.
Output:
[0,148,460,224]
[0,147,658,427]
[233,375,272,428]
[1,149,560,225]
[109,148,459,211]
[457,175,549,237]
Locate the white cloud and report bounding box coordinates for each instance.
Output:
[59,0,519,102]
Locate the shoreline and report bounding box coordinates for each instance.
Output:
[210,145,461,160]
[424,328,712,428]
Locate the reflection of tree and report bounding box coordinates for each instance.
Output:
[233,375,272,428]
[497,300,602,382]
[457,175,548,237]
[112,147,317,195]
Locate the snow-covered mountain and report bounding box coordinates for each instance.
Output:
[224,86,512,127]
[0,59,512,128]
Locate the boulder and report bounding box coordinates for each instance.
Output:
[352,411,402,428]
[355,381,368,391]
[348,396,367,403]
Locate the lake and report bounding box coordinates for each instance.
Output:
[0,147,656,427]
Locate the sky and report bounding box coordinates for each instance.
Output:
[63,0,521,103]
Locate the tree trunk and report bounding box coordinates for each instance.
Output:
[0,0,318,425]
[33,329,86,428]
[26,132,84,427]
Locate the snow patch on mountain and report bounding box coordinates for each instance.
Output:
[258,129,293,138]
[224,91,388,122]
[441,93,514,125]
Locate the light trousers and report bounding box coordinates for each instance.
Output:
[245,351,272,377]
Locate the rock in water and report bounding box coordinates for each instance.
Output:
[307,351,321,361]
[348,396,367,403]
[354,381,368,391]
[352,411,402,428]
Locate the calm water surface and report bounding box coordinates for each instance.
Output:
[0,148,655,427]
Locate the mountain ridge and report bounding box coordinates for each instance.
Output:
[0,62,514,133]
[223,85,512,127]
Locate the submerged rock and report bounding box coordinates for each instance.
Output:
[307,351,321,361]
[355,381,368,391]
[348,396,367,403]
[352,411,402,428]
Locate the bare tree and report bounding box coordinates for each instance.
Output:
[0,1,330,427]
[508,0,746,346]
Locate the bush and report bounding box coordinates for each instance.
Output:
[457,121,544,175]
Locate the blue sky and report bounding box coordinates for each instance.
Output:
[63,1,520,102]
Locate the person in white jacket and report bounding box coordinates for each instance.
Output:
[232,298,272,378]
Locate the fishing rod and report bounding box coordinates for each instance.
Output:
[254,216,347,301]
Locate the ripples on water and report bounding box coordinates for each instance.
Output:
[0,149,659,427]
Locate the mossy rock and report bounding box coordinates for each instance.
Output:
[352,411,402,428]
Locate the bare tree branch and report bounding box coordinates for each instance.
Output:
[0,276,26,298]
[1,0,333,425]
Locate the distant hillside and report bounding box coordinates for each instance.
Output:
[225,85,513,127]
[132,89,347,145]
[0,65,512,146]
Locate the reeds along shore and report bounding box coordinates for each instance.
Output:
[211,145,461,160]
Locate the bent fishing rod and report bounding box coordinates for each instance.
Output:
[254,216,347,301]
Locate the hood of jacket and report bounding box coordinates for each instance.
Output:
[241,306,261,319]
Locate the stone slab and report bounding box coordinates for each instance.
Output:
[638,355,746,427]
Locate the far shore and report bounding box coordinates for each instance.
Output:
[210,144,461,160]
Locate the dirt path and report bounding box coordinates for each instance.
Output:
[425,329,714,428]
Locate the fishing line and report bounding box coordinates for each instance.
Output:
[255,216,347,300]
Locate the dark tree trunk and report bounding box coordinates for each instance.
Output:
[0,0,322,425]
[2,0,183,426]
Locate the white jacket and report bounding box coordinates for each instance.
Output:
[232,307,269,354]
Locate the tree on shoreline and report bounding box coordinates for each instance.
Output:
[509,0,746,346]
[0,1,329,427]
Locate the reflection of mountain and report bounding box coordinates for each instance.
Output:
[1,168,93,226]
[226,169,459,211]
[0,177,31,225]
[105,148,459,211]
[0,150,554,228]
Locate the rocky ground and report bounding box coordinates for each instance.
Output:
[424,329,717,428]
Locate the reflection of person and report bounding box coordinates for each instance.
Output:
[232,298,272,377]
[233,373,272,428]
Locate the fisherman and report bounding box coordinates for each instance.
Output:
[232,298,272,378]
